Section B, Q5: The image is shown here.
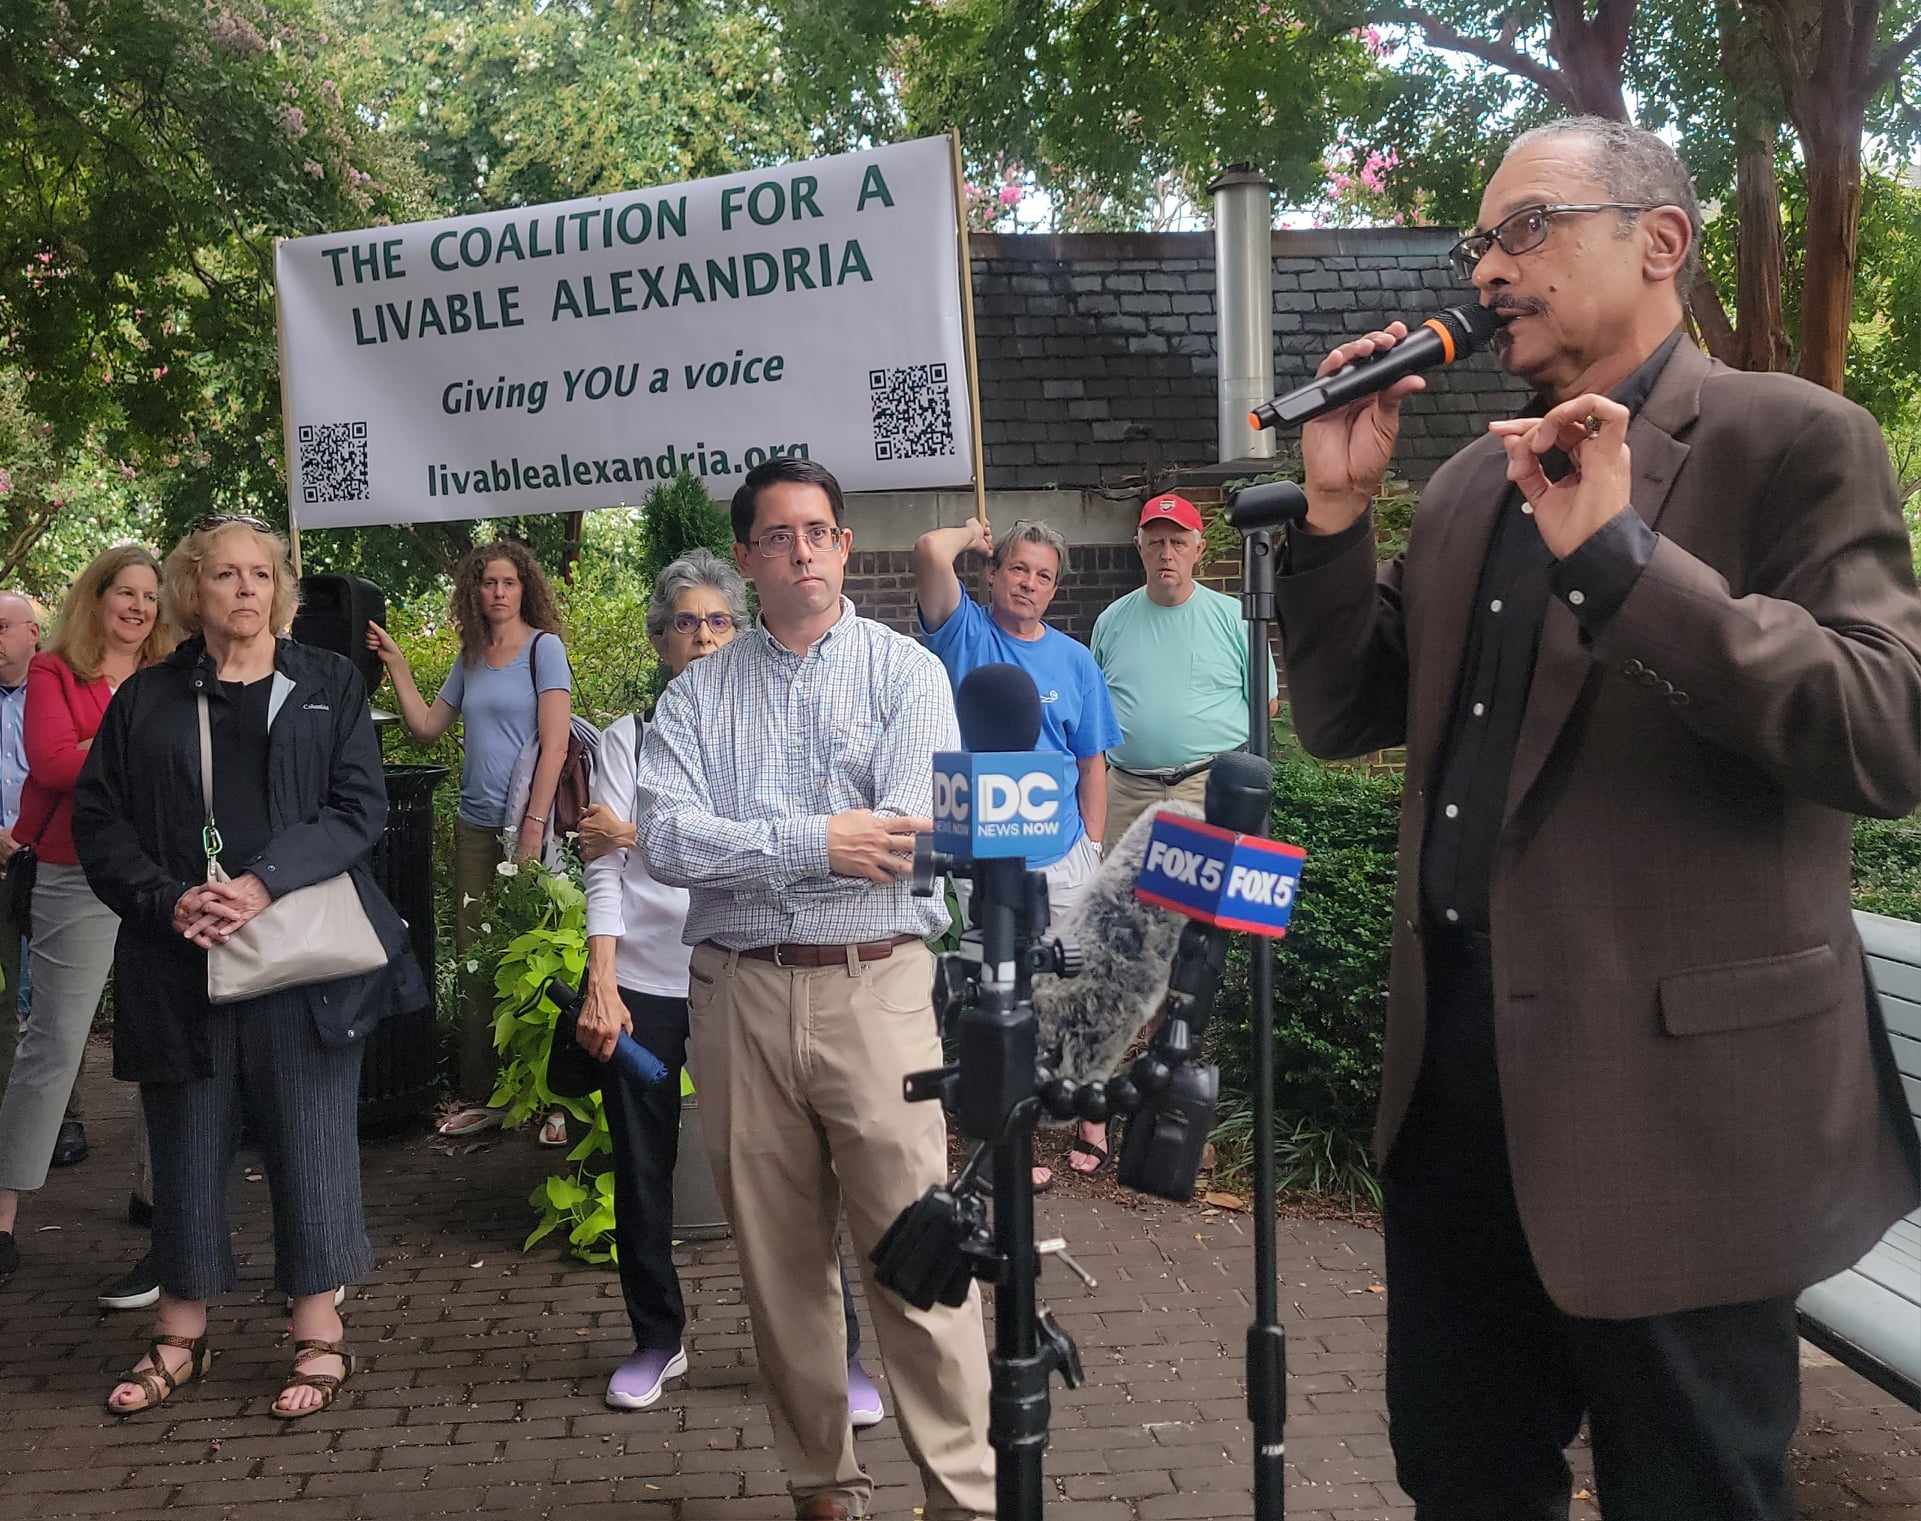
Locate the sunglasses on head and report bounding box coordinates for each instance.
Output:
[194,513,273,534]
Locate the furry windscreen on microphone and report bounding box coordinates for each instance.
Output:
[1032,799,1200,1090]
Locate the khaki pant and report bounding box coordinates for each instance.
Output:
[688,940,993,1521]
[1105,764,1212,848]
[452,819,505,1103]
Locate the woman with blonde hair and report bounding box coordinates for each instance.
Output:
[0,545,174,1297]
[367,539,574,1137]
[74,514,423,1417]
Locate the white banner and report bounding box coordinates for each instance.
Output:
[275,136,975,529]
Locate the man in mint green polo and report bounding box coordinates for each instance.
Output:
[1091,493,1277,845]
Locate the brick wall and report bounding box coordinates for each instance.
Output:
[847,226,1528,655]
[967,227,1530,496]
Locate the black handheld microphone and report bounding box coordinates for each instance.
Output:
[1249,304,1502,430]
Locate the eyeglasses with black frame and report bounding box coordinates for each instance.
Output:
[667,611,740,637]
[750,523,843,558]
[1447,202,1670,282]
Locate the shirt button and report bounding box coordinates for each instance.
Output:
[1472,702,1486,718]
[1443,803,1459,819]
[1444,907,1461,924]
[1568,589,1587,606]
[1489,599,1503,613]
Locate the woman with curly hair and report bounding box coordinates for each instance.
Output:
[367,540,574,1136]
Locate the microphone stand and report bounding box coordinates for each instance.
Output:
[1225,484,1303,1521]
[966,857,1048,1521]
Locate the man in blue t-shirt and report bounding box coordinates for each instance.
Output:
[914,518,1123,1183]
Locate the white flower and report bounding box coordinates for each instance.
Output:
[461,893,476,907]
[496,861,518,878]
[464,959,479,974]
[479,922,492,935]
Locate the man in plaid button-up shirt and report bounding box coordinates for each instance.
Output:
[635,459,992,1521]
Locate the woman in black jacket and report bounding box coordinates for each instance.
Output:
[73,516,424,1419]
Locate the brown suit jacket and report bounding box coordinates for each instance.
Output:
[1277,338,1921,1319]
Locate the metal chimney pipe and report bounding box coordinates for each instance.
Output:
[1209,166,1277,464]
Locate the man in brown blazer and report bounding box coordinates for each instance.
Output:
[1278,116,1921,1518]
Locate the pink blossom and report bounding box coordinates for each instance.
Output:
[302,159,324,178]
[998,185,1021,207]
[0,470,11,496]
[207,10,268,55]
[280,104,306,140]
[152,365,168,380]
[118,462,137,480]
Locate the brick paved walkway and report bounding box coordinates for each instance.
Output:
[1,1050,1916,1519]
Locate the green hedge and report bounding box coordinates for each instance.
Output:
[1208,741,1921,1150]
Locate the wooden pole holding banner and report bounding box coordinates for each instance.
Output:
[271,236,304,580]
[949,130,990,529]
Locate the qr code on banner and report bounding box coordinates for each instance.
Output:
[297,421,369,505]
[869,364,956,463]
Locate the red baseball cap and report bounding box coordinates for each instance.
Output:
[1138,494,1203,533]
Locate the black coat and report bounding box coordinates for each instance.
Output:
[74,636,428,1084]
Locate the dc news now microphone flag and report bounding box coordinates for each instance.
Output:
[934,664,1077,862]
[1249,303,1501,430]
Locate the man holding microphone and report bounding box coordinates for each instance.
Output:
[1277,117,1921,1518]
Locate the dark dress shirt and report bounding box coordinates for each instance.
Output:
[1288,327,1685,932]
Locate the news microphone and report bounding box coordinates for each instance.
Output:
[1225,482,1308,532]
[957,662,1039,750]
[1249,303,1501,430]
[1031,799,1198,1086]
[927,663,1076,868]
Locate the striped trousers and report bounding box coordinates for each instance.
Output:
[142,987,373,1300]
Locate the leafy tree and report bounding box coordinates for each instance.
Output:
[317,0,824,217]
[900,0,1386,225]
[1325,0,1921,392]
[0,0,428,554]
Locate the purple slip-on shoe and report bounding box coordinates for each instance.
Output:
[847,1356,885,1429]
[605,1345,688,1409]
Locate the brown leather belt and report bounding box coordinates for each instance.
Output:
[722,934,919,969]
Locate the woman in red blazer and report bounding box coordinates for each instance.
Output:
[0,545,174,1297]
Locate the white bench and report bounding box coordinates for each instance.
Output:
[1794,910,1921,1407]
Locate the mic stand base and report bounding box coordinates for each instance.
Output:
[989,1128,1049,1521]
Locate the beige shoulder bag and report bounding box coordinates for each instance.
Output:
[198,692,388,1004]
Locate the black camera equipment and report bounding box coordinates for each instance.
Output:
[1111,751,1274,1200]
[872,663,1089,1521]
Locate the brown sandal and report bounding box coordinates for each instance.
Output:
[271,1336,356,1420]
[105,1333,214,1416]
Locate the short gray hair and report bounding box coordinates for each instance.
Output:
[1505,116,1703,287]
[990,520,1069,578]
[645,548,750,638]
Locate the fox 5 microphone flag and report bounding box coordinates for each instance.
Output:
[1133,810,1306,936]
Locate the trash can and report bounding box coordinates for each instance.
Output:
[671,1087,729,1239]
[360,763,447,1134]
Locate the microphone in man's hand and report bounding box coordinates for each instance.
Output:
[1031,800,1197,1087]
[1249,304,1503,430]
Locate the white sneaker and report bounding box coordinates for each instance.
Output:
[605,1345,689,1410]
